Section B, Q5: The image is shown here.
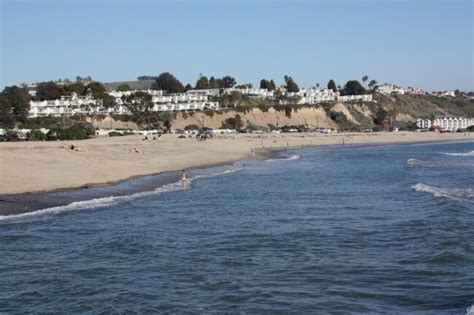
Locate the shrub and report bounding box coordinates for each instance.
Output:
[184,124,200,130]
[204,110,214,117]
[108,131,124,137]
[28,129,47,141]
[47,123,95,140]
[330,111,347,123]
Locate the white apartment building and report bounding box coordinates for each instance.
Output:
[432,117,471,131]
[297,88,337,104]
[110,90,219,114]
[336,94,373,102]
[223,88,275,98]
[28,93,104,118]
[416,118,432,129]
[186,89,220,97]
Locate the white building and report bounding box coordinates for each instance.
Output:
[186,89,220,97]
[297,88,337,104]
[336,94,373,102]
[432,90,455,97]
[111,90,219,113]
[405,87,426,95]
[28,93,104,118]
[223,88,275,98]
[432,117,470,131]
[377,84,405,95]
[416,118,432,129]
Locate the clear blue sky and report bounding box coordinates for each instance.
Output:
[1,0,472,91]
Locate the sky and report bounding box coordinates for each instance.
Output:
[0,0,472,91]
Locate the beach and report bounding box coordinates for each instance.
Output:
[0,131,473,196]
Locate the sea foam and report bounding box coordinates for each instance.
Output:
[412,183,474,201]
[407,158,441,168]
[466,305,474,315]
[0,168,242,222]
[443,150,474,157]
[266,154,300,162]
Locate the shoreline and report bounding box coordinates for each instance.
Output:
[0,132,473,198]
[0,136,472,217]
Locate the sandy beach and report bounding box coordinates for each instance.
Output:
[0,131,472,195]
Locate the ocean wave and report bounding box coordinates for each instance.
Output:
[407,158,442,168]
[412,183,474,201]
[266,155,300,162]
[442,150,474,157]
[466,305,474,315]
[0,168,242,222]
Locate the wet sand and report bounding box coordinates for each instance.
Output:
[0,132,473,197]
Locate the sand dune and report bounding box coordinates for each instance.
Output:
[0,131,472,195]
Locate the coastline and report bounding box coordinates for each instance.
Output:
[0,132,473,197]
[0,133,473,218]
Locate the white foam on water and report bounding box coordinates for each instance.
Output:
[407,158,441,168]
[412,183,474,201]
[0,168,242,222]
[466,305,474,315]
[443,150,474,157]
[266,154,300,162]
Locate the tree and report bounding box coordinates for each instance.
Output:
[209,76,218,89]
[221,114,244,129]
[151,72,184,93]
[269,80,276,91]
[260,79,276,90]
[117,83,131,91]
[195,76,210,89]
[342,80,366,95]
[36,82,62,100]
[1,86,31,123]
[85,82,115,108]
[327,79,337,92]
[184,83,193,91]
[220,76,236,88]
[316,83,320,89]
[123,91,153,128]
[362,75,369,86]
[63,83,86,96]
[373,107,387,125]
[284,75,299,93]
[368,80,377,89]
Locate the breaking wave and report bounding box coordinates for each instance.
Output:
[412,183,474,201]
[266,154,300,162]
[466,305,474,315]
[407,158,442,168]
[443,150,474,157]
[0,168,242,222]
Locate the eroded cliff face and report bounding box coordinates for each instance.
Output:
[172,107,338,129]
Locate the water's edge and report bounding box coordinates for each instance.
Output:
[1,139,471,217]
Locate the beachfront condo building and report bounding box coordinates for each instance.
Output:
[432,117,471,131]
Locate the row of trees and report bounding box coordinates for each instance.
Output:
[33,81,116,107]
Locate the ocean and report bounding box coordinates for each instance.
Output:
[1,141,473,313]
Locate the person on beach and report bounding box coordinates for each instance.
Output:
[180,169,187,187]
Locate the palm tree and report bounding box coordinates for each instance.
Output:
[362,75,369,87]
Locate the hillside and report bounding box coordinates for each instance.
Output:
[102,79,155,91]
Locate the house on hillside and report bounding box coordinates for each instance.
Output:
[377,84,405,95]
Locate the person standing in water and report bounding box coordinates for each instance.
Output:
[180,169,187,187]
